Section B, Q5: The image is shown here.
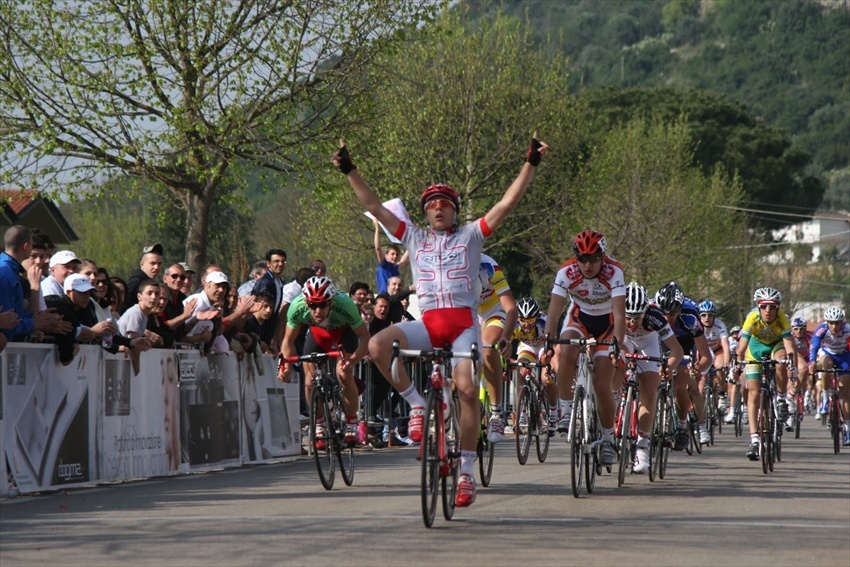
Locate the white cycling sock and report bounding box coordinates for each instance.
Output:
[400,383,425,409]
[460,450,476,477]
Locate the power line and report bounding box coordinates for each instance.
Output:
[717,204,848,221]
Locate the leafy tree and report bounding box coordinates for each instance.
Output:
[0,0,441,273]
[583,87,824,227]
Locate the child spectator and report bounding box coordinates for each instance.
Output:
[373,218,408,294]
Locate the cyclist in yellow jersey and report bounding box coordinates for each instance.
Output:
[735,286,796,461]
[477,254,517,443]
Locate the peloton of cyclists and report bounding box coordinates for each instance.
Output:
[808,306,850,446]
[734,287,797,461]
[619,282,684,473]
[543,230,626,467]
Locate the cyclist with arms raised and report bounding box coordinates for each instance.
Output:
[808,306,850,446]
[511,297,559,435]
[334,134,549,507]
[618,282,683,473]
[654,282,713,449]
[278,276,371,447]
[544,230,626,467]
[735,287,796,461]
[477,254,517,443]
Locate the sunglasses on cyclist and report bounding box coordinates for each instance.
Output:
[424,198,455,211]
[758,304,778,311]
[575,254,603,264]
[519,317,537,325]
[307,301,330,310]
[625,314,644,320]
[792,326,805,330]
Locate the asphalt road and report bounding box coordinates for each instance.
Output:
[2,417,849,566]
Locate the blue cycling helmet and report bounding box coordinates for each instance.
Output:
[790,316,806,328]
[698,300,717,314]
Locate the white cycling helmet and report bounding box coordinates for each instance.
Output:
[824,306,845,322]
[625,282,649,316]
[753,286,781,305]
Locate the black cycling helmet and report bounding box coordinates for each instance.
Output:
[655,281,685,314]
[517,297,541,319]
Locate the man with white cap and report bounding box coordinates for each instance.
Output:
[41,250,81,300]
[183,270,229,353]
[44,273,101,365]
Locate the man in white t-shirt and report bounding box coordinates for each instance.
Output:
[184,270,229,353]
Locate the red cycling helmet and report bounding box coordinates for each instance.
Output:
[419,184,460,212]
[302,276,336,304]
[572,230,607,256]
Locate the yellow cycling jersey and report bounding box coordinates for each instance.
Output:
[740,308,792,345]
[477,254,510,315]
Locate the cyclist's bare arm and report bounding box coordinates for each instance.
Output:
[612,295,626,347]
[498,291,518,351]
[350,324,371,366]
[334,139,401,235]
[278,323,303,381]
[662,334,685,371]
[484,133,550,232]
[544,293,566,347]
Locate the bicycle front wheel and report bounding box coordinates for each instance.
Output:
[311,386,335,490]
[570,385,586,498]
[535,388,550,463]
[333,390,354,487]
[660,393,675,479]
[734,391,743,437]
[442,392,460,521]
[617,387,634,487]
[830,395,841,454]
[706,390,717,445]
[478,406,495,487]
[585,393,599,493]
[421,389,440,528]
[515,386,532,465]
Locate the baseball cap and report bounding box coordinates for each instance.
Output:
[49,250,80,268]
[178,262,195,274]
[142,243,164,255]
[64,273,95,293]
[205,271,229,285]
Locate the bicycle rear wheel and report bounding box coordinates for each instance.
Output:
[758,394,769,474]
[311,387,335,490]
[617,387,634,487]
[649,388,665,482]
[333,391,355,487]
[570,386,585,498]
[421,389,441,528]
[515,386,532,465]
[442,393,460,521]
[535,388,550,463]
[706,390,717,445]
[478,404,495,487]
[734,391,743,437]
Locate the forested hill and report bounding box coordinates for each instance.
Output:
[466,0,850,210]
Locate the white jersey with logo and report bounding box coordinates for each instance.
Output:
[397,217,491,313]
[703,318,729,352]
[551,255,626,316]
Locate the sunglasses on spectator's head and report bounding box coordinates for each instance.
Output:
[307,301,330,310]
[576,254,603,263]
[424,198,455,211]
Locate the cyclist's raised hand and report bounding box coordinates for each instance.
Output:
[332,138,356,175]
[277,361,292,383]
[525,131,551,166]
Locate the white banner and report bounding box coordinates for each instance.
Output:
[3,344,99,494]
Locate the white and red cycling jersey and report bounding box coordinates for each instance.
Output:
[703,318,729,353]
[395,218,490,314]
[551,255,626,316]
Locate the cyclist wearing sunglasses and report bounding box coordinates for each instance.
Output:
[697,300,732,416]
[654,281,714,450]
[333,133,549,507]
[735,286,796,460]
[511,297,559,435]
[278,276,371,446]
[808,307,850,445]
[617,282,683,473]
[789,316,814,416]
[543,229,626,468]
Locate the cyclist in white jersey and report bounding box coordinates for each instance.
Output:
[697,300,731,414]
[333,134,549,508]
[511,297,559,435]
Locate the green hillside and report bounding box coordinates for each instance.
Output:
[466,0,850,210]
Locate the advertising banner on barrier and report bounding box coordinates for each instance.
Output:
[240,354,301,463]
[99,350,179,481]
[3,344,99,495]
[178,350,241,472]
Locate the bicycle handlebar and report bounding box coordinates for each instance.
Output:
[280,350,343,364]
[390,340,480,385]
[545,335,619,358]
